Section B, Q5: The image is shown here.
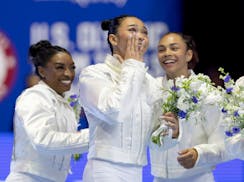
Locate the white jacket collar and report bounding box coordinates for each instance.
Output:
[38,80,69,104]
[105,54,122,74]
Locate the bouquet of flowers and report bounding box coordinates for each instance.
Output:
[151,73,216,146]
[218,68,244,137]
[67,94,82,161]
[68,94,81,122]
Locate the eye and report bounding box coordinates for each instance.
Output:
[128,27,137,32]
[142,29,148,35]
[158,47,165,52]
[171,46,179,51]
[71,65,76,70]
[56,65,65,70]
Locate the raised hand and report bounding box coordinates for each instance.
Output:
[124,32,145,62]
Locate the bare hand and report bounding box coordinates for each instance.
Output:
[177,148,198,169]
[124,32,144,61]
[161,112,179,138]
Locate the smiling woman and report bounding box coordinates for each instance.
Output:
[29,40,75,95]
[5,40,89,182]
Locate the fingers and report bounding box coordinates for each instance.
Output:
[165,121,176,130]
[178,159,195,169]
[126,34,132,56]
[177,148,198,169]
[160,113,179,138]
[130,33,136,53]
[125,33,143,61]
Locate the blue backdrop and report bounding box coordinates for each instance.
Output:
[0,1,243,182]
[0,0,182,131]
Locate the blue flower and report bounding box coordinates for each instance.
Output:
[70,94,78,99]
[225,131,233,137]
[224,75,231,83]
[233,111,239,117]
[192,96,198,104]
[178,110,187,119]
[171,85,180,91]
[232,126,240,134]
[70,101,76,107]
[225,87,233,94]
[221,108,227,113]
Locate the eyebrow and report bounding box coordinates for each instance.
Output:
[128,24,147,30]
[54,62,74,66]
[158,43,178,47]
[54,62,65,65]
[158,45,165,49]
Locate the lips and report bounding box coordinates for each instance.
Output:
[60,80,72,85]
[162,59,176,64]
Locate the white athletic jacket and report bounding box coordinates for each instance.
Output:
[79,54,162,167]
[8,81,89,182]
[150,72,226,179]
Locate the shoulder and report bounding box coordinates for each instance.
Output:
[146,73,163,86]
[79,63,118,85]
[80,63,108,77]
[16,84,56,109]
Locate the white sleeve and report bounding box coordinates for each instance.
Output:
[225,133,244,160]
[193,104,227,166]
[15,92,89,155]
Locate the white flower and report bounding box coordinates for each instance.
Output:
[236,76,244,87]
[205,90,222,105]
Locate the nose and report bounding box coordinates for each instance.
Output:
[164,48,171,57]
[137,32,146,41]
[64,67,74,77]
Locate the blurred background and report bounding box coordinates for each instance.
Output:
[0,0,243,181]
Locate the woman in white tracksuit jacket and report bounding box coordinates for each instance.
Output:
[79,15,179,182]
[150,32,227,182]
[5,40,89,182]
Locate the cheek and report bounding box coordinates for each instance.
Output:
[178,55,189,64]
[157,53,164,60]
[142,38,149,51]
[144,38,149,46]
[71,71,75,79]
[117,39,128,52]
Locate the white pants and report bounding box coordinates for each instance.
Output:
[5,172,54,182]
[153,172,215,182]
[82,159,142,182]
